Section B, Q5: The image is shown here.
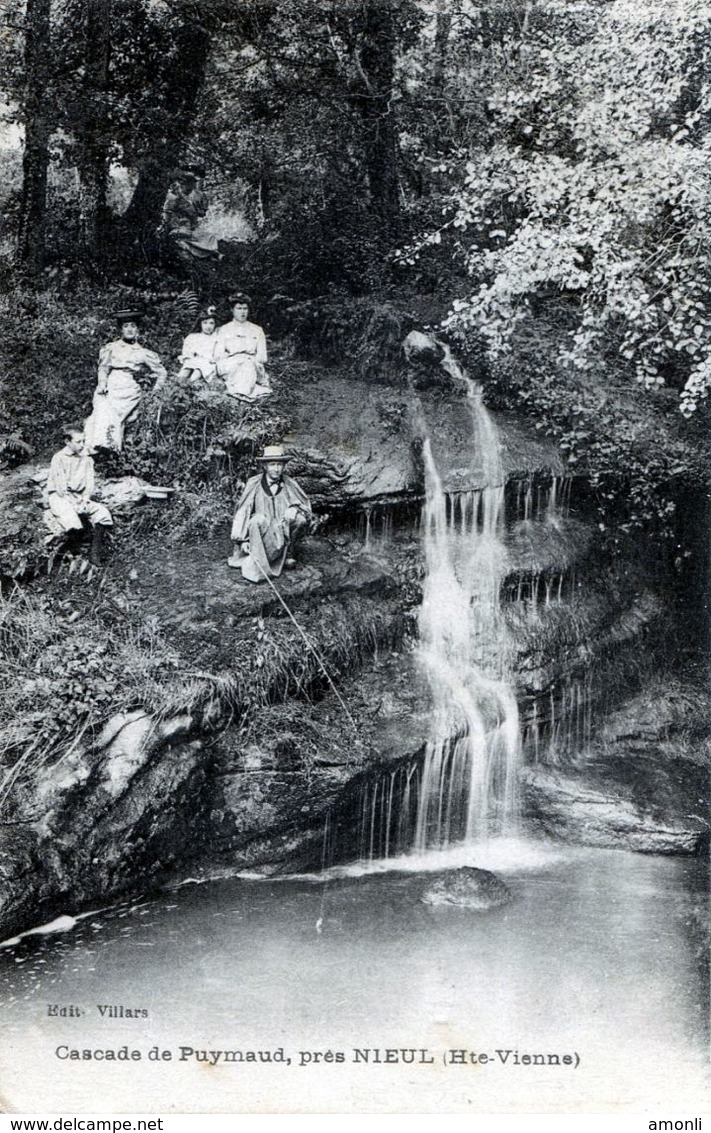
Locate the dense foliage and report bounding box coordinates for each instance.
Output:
[398,1,711,420]
[0,0,709,525]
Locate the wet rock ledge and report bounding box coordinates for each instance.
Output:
[0,374,707,940]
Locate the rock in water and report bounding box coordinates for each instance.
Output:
[421,867,511,909]
[403,330,446,367]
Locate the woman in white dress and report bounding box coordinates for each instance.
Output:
[85,310,167,453]
[177,307,218,383]
[214,292,270,402]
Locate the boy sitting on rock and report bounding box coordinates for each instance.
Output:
[46,424,113,564]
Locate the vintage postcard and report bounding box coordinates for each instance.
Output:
[0,0,709,1116]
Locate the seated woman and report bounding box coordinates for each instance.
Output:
[214,292,271,402]
[162,169,220,261]
[178,307,218,383]
[84,309,167,453]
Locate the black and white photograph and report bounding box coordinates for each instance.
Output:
[0,0,708,1116]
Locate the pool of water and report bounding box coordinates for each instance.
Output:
[0,839,708,1112]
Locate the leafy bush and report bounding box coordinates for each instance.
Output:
[285,297,416,381]
[482,315,708,535]
[103,375,291,486]
[400,1,711,418]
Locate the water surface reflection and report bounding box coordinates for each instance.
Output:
[0,840,708,1112]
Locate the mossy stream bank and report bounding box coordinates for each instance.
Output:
[0,374,708,940]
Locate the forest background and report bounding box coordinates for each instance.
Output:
[1,0,710,509]
[0,0,709,768]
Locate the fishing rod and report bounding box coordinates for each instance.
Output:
[252,558,359,736]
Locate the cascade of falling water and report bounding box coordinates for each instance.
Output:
[413,350,521,849]
[355,761,422,860]
[531,701,540,762]
[532,572,542,611]
[524,479,534,522]
[368,779,378,857]
[546,474,574,525]
[363,506,372,550]
[384,767,396,858]
[334,344,522,867]
[548,476,559,518]
[563,475,573,515]
[584,671,593,750]
[515,479,523,521]
[380,506,393,542]
[362,503,398,554]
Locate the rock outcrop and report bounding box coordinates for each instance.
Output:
[284,375,563,506]
[421,867,512,909]
[522,765,707,854]
[1,711,206,942]
[0,372,707,939]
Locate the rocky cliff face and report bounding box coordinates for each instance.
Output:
[1,712,206,941]
[0,373,707,940]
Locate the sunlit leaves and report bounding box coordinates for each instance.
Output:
[408,0,711,416]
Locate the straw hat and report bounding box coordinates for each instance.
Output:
[256,445,291,463]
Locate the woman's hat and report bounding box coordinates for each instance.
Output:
[115,308,145,324]
[194,305,217,328]
[228,290,251,306]
[256,444,291,463]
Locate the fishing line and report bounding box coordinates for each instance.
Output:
[253,559,358,735]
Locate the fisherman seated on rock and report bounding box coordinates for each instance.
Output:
[214,291,270,403]
[228,445,312,583]
[46,424,113,564]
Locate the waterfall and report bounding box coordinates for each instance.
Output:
[413,354,521,849]
[511,473,572,525]
[363,505,372,550]
[361,502,398,551]
[323,341,523,867]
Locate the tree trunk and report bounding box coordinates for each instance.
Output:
[429,7,455,159]
[78,0,112,261]
[433,9,452,98]
[355,0,400,237]
[16,0,53,273]
[122,17,212,243]
[256,142,272,227]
